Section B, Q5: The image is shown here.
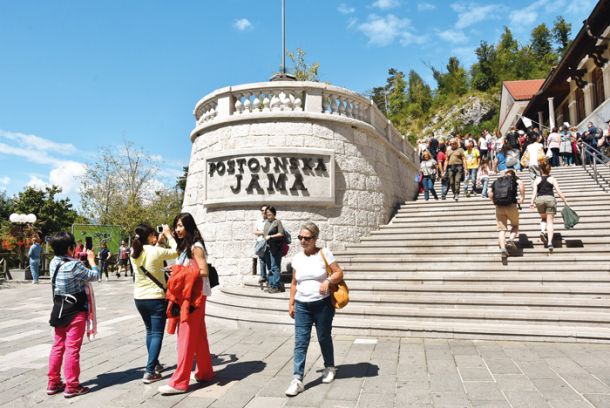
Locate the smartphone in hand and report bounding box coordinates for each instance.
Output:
[85,237,93,250]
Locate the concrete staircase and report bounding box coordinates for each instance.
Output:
[207,166,610,342]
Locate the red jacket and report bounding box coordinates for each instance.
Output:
[165,259,204,334]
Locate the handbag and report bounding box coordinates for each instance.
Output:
[207,263,219,288]
[320,250,349,309]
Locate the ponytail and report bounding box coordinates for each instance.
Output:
[131,223,154,259]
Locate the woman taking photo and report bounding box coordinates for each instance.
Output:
[529,159,568,253]
[285,222,344,397]
[158,212,213,395]
[263,206,285,294]
[130,223,178,384]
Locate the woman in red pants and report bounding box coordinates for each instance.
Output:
[158,212,213,394]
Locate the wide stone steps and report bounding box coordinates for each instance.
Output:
[208,166,610,341]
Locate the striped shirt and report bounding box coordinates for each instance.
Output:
[49,256,99,296]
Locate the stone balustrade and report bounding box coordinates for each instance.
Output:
[192,81,417,163]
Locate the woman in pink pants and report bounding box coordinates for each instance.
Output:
[158,212,213,394]
[47,232,99,398]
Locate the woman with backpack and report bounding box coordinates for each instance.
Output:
[130,223,178,384]
[529,159,568,253]
[263,206,286,293]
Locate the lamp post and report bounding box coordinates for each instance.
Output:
[9,213,37,270]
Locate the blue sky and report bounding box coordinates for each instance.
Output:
[0,0,597,207]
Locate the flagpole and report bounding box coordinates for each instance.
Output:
[282,0,286,75]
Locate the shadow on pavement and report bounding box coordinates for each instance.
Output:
[305,363,379,389]
[82,366,145,390]
[190,360,267,389]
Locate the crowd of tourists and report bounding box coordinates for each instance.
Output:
[416,120,610,202]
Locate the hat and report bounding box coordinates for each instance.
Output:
[517,130,524,135]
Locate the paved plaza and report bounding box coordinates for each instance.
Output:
[1,281,610,407]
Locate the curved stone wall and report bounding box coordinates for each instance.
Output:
[182,81,419,282]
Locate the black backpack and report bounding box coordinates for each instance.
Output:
[492,174,518,206]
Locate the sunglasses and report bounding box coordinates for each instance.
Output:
[297,235,314,241]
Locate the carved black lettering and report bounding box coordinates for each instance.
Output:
[289,157,299,170]
[273,157,288,172]
[267,173,287,193]
[302,158,314,170]
[315,158,327,172]
[216,161,226,176]
[208,162,217,177]
[236,158,247,173]
[247,158,260,172]
[245,174,263,193]
[261,157,271,172]
[290,174,308,192]
[230,174,242,193]
[227,159,236,175]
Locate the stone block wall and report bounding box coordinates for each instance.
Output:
[183,117,418,284]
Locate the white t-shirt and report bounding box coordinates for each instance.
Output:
[479,137,487,150]
[179,241,212,296]
[526,142,544,167]
[255,219,266,242]
[292,248,335,303]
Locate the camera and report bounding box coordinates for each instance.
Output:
[156,225,163,234]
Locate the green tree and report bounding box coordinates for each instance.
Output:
[386,68,408,117]
[495,27,520,82]
[471,41,498,92]
[367,86,389,114]
[530,23,553,60]
[80,142,182,237]
[552,16,572,55]
[11,186,78,238]
[287,48,320,81]
[432,57,469,97]
[407,70,432,114]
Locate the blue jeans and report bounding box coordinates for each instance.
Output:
[258,251,268,280]
[481,178,489,197]
[422,176,438,200]
[29,259,40,281]
[293,297,335,379]
[464,168,478,194]
[441,176,449,198]
[135,299,167,374]
[265,250,282,289]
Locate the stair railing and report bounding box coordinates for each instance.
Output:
[578,141,610,191]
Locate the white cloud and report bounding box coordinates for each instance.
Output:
[233,18,252,31]
[347,17,359,29]
[0,129,87,197]
[338,3,355,14]
[508,0,570,28]
[417,2,437,11]
[0,176,9,186]
[49,161,86,194]
[372,0,401,9]
[437,29,468,44]
[400,32,428,46]
[150,154,163,162]
[451,3,500,29]
[358,14,414,46]
[27,176,48,190]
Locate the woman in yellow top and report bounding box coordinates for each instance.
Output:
[130,223,178,384]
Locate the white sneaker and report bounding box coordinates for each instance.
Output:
[158,384,186,395]
[321,367,336,384]
[285,378,304,396]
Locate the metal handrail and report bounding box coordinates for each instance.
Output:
[579,141,610,190]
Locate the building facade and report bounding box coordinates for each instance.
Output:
[522,0,610,132]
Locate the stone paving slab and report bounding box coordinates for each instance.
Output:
[3,281,610,407]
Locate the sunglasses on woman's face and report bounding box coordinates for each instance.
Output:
[297,235,314,241]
